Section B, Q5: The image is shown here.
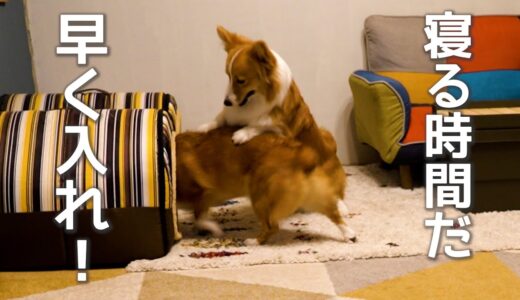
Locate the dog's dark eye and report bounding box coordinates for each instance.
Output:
[236,78,246,85]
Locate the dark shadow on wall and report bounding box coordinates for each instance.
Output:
[0,0,35,94]
[342,98,379,165]
[335,28,379,165]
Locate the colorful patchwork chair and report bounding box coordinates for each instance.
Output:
[349,15,520,188]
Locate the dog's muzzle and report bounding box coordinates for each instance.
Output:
[239,91,255,107]
[223,91,255,107]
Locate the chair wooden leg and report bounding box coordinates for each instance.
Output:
[399,164,413,190]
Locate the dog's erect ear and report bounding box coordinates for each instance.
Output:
[251,41,276,74]
[216,25,250,51]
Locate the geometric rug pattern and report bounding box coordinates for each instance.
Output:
[127,165,520,271]
[342,252,520,300]
[3,251,519,299]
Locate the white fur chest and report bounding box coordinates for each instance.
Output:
[222,97,273,126]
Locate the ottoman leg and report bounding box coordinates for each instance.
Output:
[399,164,413,190]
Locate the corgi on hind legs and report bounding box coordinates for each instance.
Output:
[199,26,335,161]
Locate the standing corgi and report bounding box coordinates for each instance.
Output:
[176,127,357,244]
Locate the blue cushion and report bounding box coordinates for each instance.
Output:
[448,70,520,102]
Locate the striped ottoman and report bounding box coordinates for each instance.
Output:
[0,92,181,270]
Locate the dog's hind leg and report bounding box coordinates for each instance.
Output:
[318,200,357,243]
[261,196,303,244]
[248,193,299,245]
[255,222,279,245]
[246,199,274,245]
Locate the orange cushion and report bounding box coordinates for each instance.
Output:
[377,72,441,104]
[401,106,433,144]
[447,16,520,72]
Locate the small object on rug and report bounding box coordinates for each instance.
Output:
[223,227,250,232]
[386,242,400,247]
[217,218,242,224]
[453,220,461,229]
[295,234,314,241]
[298,249,318,255]
[188,251,248,259]
[213,207,238,217]
[182,238,246,249]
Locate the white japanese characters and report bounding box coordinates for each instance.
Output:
[63,68,100,121]
[426,163,471,209]
[56,14,108,65]
[54,68,108,232]
[55,180,109,231]
[425,212,472,258]
[424,11,472,59]
[424,11,473,259]
[426,112,472,158]
[57,125,107,175]
[429,64,469,108]
[54,14,109,283]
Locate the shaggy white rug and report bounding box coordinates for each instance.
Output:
[127,164,520,271]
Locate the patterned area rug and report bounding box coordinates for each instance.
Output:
[127,164,520,271]
[8,252,520,299]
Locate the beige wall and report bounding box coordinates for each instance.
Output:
[26,0,520,165]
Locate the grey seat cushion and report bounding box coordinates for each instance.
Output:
[364,15,446,72]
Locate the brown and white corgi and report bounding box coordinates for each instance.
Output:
[199,26,335,162]
[176,127,357,245]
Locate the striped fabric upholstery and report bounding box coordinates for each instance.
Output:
[0,92,180,133]
[0,109,173,213]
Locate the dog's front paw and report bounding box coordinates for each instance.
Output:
[337,201,350,218]
[195,219,224,237]
[232,127,259,144]
[339,224,357,243]
[198,121,219,133]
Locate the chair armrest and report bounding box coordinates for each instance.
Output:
[348,70,411,163]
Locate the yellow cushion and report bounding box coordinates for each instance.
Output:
[349,74,406,163]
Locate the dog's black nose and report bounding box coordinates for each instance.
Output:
[224,98,233,106]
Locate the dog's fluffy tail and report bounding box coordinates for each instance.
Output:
[292,128,336,174]
[319,128,338,155]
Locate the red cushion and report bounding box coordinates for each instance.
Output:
[401,106,433,144]
[447,16,520,72]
